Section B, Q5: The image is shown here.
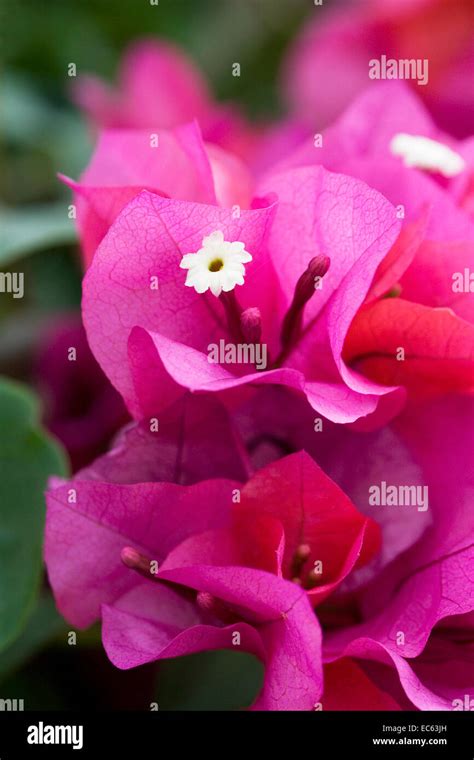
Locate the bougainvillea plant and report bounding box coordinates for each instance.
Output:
[43,21,474,712]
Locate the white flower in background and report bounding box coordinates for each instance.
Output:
[390,133,466,177]
[180,230,252,297]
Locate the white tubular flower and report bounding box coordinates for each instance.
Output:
[389,133,466,178]
[180,229,252,297]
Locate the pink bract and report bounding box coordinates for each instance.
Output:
[277,82,474,242]
[324,395,474,710]
[62,122,252,267]
[233,386,474,709]
[282,0,474,137]
[73,38,256,160]
[47,24,474,713]
[34,317,128,471]
[82,165,403,424]
[45,434,380,711]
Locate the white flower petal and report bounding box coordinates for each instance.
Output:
[204,230,224,246]
[390,133,466,178]
[180,253,199,269]
[179,229,252,297]
[210,279,223,297]
[185,269,209,293]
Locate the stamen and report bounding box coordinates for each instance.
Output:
[196,591,216,612]
[296,543,311,560]
[196,591,241,624]
[384,283,402,298]
[276,255,330,365]
[240,307,262,344]
[305,568,322,590]
[120,547,158,581]
[290,543,311,583]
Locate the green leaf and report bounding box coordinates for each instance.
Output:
[26,248,82,311]
[3,73,91,173]
[155,650,264,711]
[0,593,66,683]
[0,203,77,267]
[2,74,56,145]
[0,377,68,651]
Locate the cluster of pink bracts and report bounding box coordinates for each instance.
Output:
[45,9,474,711]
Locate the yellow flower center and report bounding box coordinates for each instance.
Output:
[208,258,224,272]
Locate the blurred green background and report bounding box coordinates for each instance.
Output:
[0,0,314,710]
